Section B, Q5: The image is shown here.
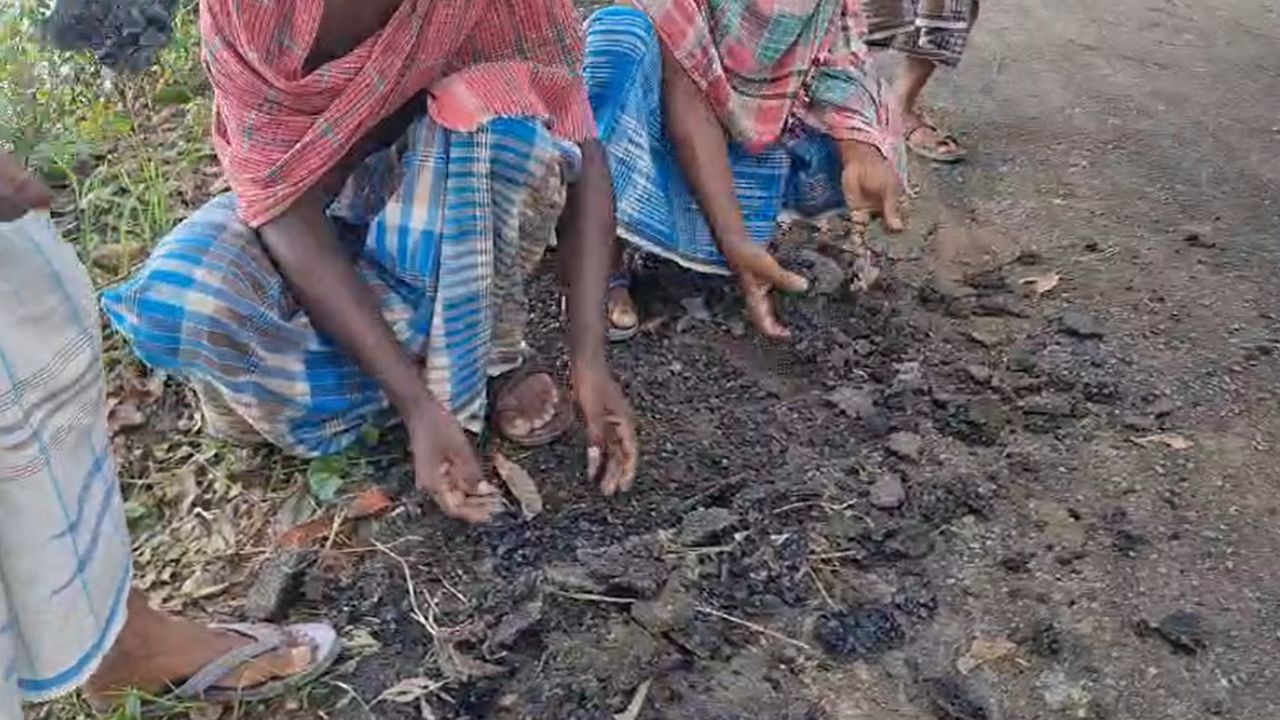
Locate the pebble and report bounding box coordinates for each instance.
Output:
[965,364,993,385]
[886,431,923,461]
[1059,310,1106,339]
[631,580,695,634]
[1146,397,1179,417]
[1176,224,1217,249]
[1122,413,1157,431]
[928,676,993,720]
[825,386,877,420]
[869,472,907,510]
[1020,394,1078,417]
[677,508,740,546]
[1153,610,1209,654]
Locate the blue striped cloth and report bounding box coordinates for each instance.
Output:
[103,116,578,458]
[1,212,133,711]
[584,7,848,275]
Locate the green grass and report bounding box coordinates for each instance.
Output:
[0,0,212,288]
[1,4,239,720]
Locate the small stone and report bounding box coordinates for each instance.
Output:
[1006,349,1038,373]
[1020,394,1077,417]
[966,328,1002,347]
[891,361,928,394]
[965,364,993,385]
[677,508,739,546]
[1145,397,1179,417]
[869,472,907,510]
[974,294,1031,318]
[680,296,712,322]
[928,676,993,720]
[1059,310,1105,339]
[886,431,923,461]
[1176,224,1217,249]
[1036,669,1091,715]
[630,579,695,634]
[1122,414,1157,431]
[1153,610,1209,654]
[825,386,877,420]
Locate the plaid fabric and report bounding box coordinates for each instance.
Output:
[201,0,594,227]
[630,0,896,161]
[863,0,979,66]
[103,116,576,457]
[1,213,133,712]
[588,7,849,272]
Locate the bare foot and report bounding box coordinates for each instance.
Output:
[84,592,315,706]
[494,372,568,444]
[607,285,639,340]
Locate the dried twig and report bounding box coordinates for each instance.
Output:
[614,679,653,720]
[695,606,814,652]
[372,539,440,636]
[807,566,838,610]
[549,589,638,605]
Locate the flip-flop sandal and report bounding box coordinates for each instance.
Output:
[905,116,968,163]
[491,368,575,448]
[606,272,640,342]
[91,622,340,714]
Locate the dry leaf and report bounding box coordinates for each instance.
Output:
[276,486,395,548]
[436,638,505,681]
[493,452,544,520]
[956,638,1018,675]
[107,401,148,435]
[376,677,446,705]
[1019,272,1062,296]
[1133,433,1194,451]
[614,679,653,720]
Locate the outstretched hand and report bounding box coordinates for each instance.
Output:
[572,361,638,496]
[407,401,501,524]
[720,240,810,340]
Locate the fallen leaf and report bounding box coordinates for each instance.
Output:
[349,486,395,519]
[1019,272,1062,297]
[614,679,653,720]
[493,452,544,520]
[1133,433,1194,451]
[436,638,505,682]
[376,677,446,705]
[276,487,395,548]
[107,401,148,435]
[342,627,383,658]
[957,638,1018,675]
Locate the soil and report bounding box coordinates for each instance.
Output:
[107,1,1280,718]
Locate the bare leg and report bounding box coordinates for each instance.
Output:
[605,236,639,338]
[84,591,312,704]
[658,47,807,339]
[893,55,965,160]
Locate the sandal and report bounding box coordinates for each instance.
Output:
[606,272,640,342]
[490,367,575,447]
[91,622,340,714]
[905,115,968,163]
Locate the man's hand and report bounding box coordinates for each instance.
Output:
[571,360,638,496]
[406,399,501,524]
[840,141,904,233]
[720,241,810,340]
[0,151,51,222]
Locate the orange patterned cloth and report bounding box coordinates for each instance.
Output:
[200,0,595,227]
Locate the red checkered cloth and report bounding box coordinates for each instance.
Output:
[200,0,595,227]
[633,0,896,159]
